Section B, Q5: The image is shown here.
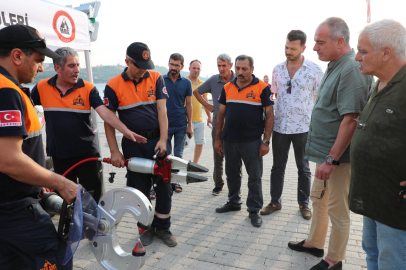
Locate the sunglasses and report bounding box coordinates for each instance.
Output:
[13,38,46,49]
[300,179,326,200]
[286,80,292,94]
[312,180,326,199]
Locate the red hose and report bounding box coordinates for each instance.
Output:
[47,157,113,193]
[62,157,100,176]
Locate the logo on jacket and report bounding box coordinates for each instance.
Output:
[40,260,59,270]
[73,95,85,106]
[218,94,221,100]
[52,10,76,43]
[148,86,156,97]
[104,98,109,106]
[0,110,22,127]
[246,91,256,99]
[162,87,168,95]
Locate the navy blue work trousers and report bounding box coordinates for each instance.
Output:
[0,203,72,270]
[122,137,173,230]
[223,138,264,212]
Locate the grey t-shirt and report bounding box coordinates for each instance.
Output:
[198,71,236,124]
[304,50,373,164]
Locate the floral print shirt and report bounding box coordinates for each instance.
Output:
[272,58,323,134]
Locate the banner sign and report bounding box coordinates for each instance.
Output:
[0,0,91,51]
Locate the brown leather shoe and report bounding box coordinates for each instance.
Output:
[300,206,312,220]
[259,204,281,215]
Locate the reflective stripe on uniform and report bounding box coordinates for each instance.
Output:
[154,210,171,219]
[25,130,42,140]
[226,99,262,106]
[43,107,91,113]
[118,100,156,110]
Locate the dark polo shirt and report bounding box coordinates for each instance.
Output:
[349,64,406,231]
[218,75,273,142]
[31,76,103,159]
[0,66,44,213]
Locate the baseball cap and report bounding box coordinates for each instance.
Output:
[126,42,155,70]
[0,24,60,59]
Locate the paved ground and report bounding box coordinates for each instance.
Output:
[67,117,367,270]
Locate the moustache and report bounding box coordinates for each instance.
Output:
[237,75,245,78]
[170,69,178,73]
[71,73,79,77]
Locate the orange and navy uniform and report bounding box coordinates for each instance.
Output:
[103,69,168,132]
[0,66,44,213]
[31,76,104,159]
[218,75,273,142]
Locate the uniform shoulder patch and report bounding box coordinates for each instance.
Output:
[0,110,22,127]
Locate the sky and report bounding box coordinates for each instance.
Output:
[45,0,406,79]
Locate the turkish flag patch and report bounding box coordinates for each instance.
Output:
[104,98,109,106]
[0,110,22,127]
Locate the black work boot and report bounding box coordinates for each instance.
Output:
[155,229,178,247]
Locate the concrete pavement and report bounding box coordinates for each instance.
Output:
[68,119,367,270]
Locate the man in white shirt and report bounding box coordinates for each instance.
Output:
[260,30,323,220]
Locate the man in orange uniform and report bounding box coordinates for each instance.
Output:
[31,47,142,202]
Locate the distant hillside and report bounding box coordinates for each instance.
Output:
[30,64,209,84]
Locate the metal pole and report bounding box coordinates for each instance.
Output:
[84,49,106,196]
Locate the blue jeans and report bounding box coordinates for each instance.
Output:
[363,216,406,270]
[168,124,187,158]
[270,131,311,206]
[223,139,263,212]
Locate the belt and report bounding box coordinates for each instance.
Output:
[138,129,160,139]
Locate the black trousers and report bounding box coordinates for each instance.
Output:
[122,137,173,230]
[52,154,102,203]
[0,203,72,270]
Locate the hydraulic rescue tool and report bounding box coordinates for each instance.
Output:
[40,152,208,270]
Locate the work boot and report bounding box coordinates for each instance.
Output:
[139,226,155,246]
[155,229,178,247]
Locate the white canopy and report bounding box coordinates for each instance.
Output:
[0,0,91,51]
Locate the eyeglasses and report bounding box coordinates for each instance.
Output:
[13,38,46,49]
[300,179,326,200]
[286,80,292,94]
[169,62,182,68]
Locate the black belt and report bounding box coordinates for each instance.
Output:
[138,129,160,139]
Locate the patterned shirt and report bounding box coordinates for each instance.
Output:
[272,57,323,134]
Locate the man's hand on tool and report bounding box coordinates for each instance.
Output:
[154,140,167,157]
[110,150,126,168]
[57,178,78,204]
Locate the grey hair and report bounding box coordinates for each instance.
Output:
[217,53,232,64]
[361,19,406,59]
[321,17,350,45]
[53,47,78,70]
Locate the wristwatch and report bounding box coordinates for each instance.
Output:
[325,155,340,166]
[262,140,270,146]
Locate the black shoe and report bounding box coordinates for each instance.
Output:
[249,212,262,227]
[155,229,178,247]
[310,259,342,270]
[288,239,324,257]
[215,202,241,213]
[212,186,223,196]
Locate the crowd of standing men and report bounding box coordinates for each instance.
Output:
[0,15,406,270]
